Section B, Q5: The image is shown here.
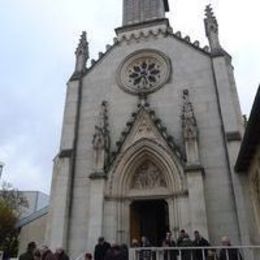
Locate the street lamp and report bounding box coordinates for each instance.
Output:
[0,162,4,179]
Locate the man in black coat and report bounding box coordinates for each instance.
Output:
[19,242,37,260]
[94,237,111,260]
[219,237,243,260]
[192,231,210,260]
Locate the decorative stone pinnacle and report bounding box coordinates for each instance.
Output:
[75,31,89,57]
[204,5,223,54]
[73,31,89,76]
[205,5,218,24]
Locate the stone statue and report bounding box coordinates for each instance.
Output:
[182,89,198,141]
[182,89,200,164]
[92,101,110,173]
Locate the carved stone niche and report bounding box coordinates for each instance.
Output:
[131,160,167,190]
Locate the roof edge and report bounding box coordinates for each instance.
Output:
[235,85,260,172]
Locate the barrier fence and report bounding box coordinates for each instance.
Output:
[129,246,260,260]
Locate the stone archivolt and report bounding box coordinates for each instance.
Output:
[107,104,186,197]
[111,103,185,166]
[131,160,167,190]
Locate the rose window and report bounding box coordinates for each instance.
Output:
[128,60,161,89]
[117,50,171,95]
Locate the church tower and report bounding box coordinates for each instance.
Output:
[46,0,254,257]
[122,0,169,25]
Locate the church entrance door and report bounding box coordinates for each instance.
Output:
[130,200,169,246]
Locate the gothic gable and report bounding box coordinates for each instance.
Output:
[107,103,187,197]
[111,103,185,167]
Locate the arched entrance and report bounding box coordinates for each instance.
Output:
[130,200,169,246]
[106,138,187,244]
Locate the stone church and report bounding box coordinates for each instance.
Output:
[41,0,258,257]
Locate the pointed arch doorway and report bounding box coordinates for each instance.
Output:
[130,199,169,246]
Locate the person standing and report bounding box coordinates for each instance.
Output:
[40,246,56,260]
[54,248,70,260]
[178,234,193,260]
[120,244,128,260]
[162,232,178,260]
[104,244,123,260]
[192,231,210,260]
[177,230,187,246]
[94,237,111,260]
[219,237,243,260]
[131,239,139,248]
[85,253,92,260]
[139,236,151,260]
[19,242,37,260]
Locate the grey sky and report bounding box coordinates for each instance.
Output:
[0,0,259,194]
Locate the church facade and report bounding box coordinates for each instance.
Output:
[45,0,256,257]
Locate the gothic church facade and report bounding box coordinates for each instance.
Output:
[46,0,256,257]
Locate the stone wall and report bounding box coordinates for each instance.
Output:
[248,144,260,243]
[18,214,48,256]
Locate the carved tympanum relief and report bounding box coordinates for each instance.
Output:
[131,161,167,189]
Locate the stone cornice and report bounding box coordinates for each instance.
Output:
[89,171,107,180]
[104,190,188,201]
[115,18,170,35]
[226,131,242,142]
[185,164,204,173]
[68,26,213,83]
[58,149,74,158]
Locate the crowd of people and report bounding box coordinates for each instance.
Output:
[19,243,69,260]
[92,231,242,260]
[18,231,242,260]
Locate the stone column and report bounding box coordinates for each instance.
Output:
[46,77,81,250]
[45,155,72,250]
[87,174,106,251]
[186,166,209,238]
[166,198,179,237]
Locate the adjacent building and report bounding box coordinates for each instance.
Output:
[235,86,260,245]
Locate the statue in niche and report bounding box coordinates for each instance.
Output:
[132,161,167,189]
[92,101,110,173]
[182,89,198,140]
[92,126,106,172]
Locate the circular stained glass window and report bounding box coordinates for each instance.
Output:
[117,49,171,95]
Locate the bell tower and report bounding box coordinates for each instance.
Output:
[122,0,169,26]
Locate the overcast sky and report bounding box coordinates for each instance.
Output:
[0,0,259,194]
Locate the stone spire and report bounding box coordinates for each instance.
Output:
[204,5,223,55]
[74,31,89,75]
[122,0,169,26]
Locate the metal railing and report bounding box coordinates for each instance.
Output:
[129,245,260,260]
